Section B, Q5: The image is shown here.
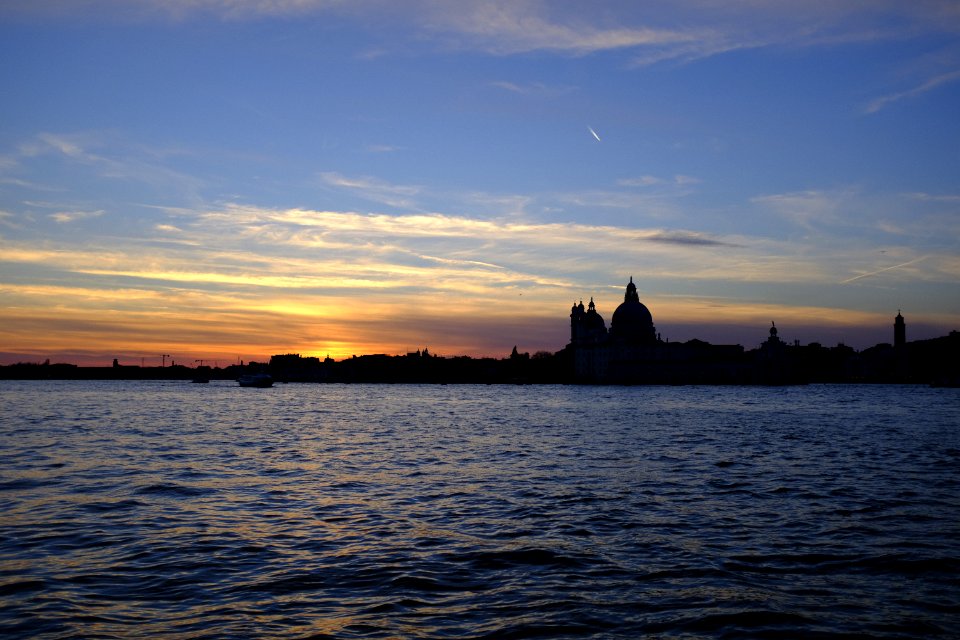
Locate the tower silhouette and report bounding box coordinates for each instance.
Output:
[894,311,906,349]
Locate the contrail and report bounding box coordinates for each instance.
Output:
[588,126,601,142]
[840,256,927,284]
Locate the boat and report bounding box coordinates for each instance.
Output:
[237,373,273,388]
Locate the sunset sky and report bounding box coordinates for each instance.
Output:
[2,1,959,366]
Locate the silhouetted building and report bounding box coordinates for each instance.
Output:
[269,353,333,381]
[566,277,748,383]
[754,321,800,384]
[610,277,657,345]
[894,310,906,349]
[4,287,957,385]
[570,298,607,346]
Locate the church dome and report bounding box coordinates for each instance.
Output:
[584,298,605,331]
[612,300,653,331]
[610,277,656,344]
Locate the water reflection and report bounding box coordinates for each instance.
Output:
[0,382,958,638]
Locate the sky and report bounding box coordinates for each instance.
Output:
[1,0,959,366]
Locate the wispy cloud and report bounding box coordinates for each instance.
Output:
[490,80,577,97]
[31,132,89,159]
[430,2,960,65]
[866,69,960,113]
[751,189,856,230]
[319,171,422,209]
[3,197,955,361]
[0,203,762,296]
[0,210,20,229]
[50,209,105,223]
[619,175,664,187]
[619,175,701,188]
[840,256,929,284]
[14,1,956,65]
[418,2,703,57]
[0,0,354,22]
[902,191,960,203]
[365,144,400,154]
[14,132,207,204]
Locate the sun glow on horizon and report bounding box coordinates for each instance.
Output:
[2,197,958,366]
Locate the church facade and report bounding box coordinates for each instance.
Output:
[566,277,746,383]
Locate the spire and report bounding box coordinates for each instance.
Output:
[624,276,639,303]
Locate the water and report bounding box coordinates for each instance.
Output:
[1,381,958,639]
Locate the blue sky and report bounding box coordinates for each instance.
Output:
[1,1,959,364]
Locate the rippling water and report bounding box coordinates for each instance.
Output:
[1,381,958,638]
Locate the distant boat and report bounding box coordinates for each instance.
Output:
[238,373,273,388]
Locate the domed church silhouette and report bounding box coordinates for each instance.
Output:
[570,277,658,350]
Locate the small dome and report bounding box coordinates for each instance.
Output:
[584,298,605,331]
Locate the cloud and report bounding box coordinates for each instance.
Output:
[490,80,577,97]
[0,0,354,22]
[0,203,759,299]
[18,133,106,172]
[50,209,105,223]
[315,171,693,220]
[417,254,505,270]
[645,230,736,247]
[319,171,422,209]
[413,2,705,57]
[419,2,960,64]
[365,144,400,153]
[751,189,854,229]
[0,210,20,229]
[840,256,929,284]
[866,69,960,114]
[619,176,664,187]
[13,1,957,65]
[14,132,207,204]
[3,197,956,362]
[619,175,701,188]
[902,191,960,203]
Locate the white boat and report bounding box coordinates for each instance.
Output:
[237,373,273,388]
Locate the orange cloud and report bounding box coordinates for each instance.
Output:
[2,202,957,365]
